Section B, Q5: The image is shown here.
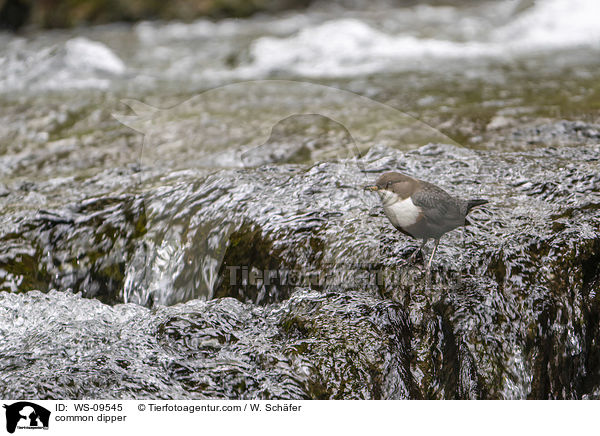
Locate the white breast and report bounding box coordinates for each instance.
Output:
[383,195,421,228]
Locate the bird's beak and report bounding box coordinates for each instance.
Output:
[364,185,379,191]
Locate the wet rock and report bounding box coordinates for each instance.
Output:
[277,290,416,399]
[1,0,600,402]
[0,194,147,305]
[0,289,419,399]
[0,290,172,399]
[485,120,600,150]
[0,138,599,398]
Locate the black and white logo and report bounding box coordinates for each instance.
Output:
[3,402,50,434]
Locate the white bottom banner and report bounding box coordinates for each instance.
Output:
[0,399,595,435]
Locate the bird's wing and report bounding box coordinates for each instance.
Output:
[411,184,463,228]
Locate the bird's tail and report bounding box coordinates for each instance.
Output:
[466,199,488,213]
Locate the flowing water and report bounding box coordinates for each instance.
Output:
[0,0,599,399]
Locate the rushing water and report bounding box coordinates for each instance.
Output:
[0,0,599,399]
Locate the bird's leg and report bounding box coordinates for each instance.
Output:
[406,239,427,264]
[426,238,441,272]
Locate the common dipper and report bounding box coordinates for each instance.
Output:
[365,172,487,270]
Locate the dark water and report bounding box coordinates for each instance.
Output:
[0,0,599,399]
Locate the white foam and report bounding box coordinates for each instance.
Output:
[64,37,126,75]
[2,0,599,91]
[0,37,126,93]
[494,0,600,49]
[243,0,600,78]
[246,18,494,78]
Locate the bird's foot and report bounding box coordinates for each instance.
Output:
[406,247,423,264]
[398,248,422,267]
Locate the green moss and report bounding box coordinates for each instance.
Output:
[215,221,289,305]
[0,238,50,293]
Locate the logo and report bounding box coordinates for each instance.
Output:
[3,402,50,434]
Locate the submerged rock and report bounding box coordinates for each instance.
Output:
[1,0,600,401]
[1,138,598,399]
[0,289,409,399]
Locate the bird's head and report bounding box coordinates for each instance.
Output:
[364,172,414,204]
